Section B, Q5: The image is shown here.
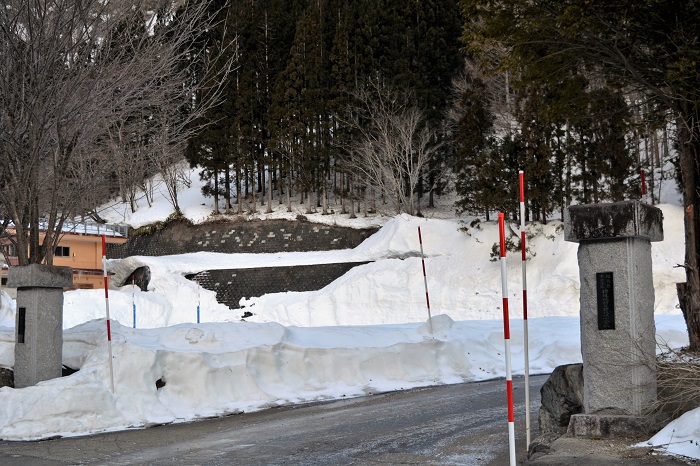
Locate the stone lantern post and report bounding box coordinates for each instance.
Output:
[8,264,72,388]
[564,200,663,437]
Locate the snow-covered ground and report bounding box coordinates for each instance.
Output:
[0,167,696,461]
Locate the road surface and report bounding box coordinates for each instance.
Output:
[0,374,546,465]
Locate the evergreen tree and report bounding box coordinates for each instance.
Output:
[460,0,700,349]
[450,72,497,219]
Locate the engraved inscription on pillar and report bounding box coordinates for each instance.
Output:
[17,307,26,343]
[596,272,615,330]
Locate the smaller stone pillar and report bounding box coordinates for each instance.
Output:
[8,264,72,388]
[564,201,663,437]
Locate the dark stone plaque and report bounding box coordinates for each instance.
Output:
[596,272,615,330]
[17,307,25,343]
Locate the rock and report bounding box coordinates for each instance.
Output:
[0,367,14,388]
[539,363,584,435]
[131,266,151,291]
[110,258,151,291]
[528,364,584,459]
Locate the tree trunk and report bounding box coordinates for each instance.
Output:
[224,167,232,214]
[266,164,273,214]
[259,161,265,206]
[213,169,220,215]
[250,162,257,214]
[236,161,243,215]
[340,173,347,215]
[285,164,292,212]
[677,109,700,351]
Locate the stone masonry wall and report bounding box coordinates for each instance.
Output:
[191,262,370,313]
[108,218,378,312]
[107,218,377,258]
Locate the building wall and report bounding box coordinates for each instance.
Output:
[53,237,101,271]
[1,234,126,292]
[55,235,126,289]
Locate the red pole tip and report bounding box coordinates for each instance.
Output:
[640,170,647,196]
[418,226,422,243]
[519,172,525,202]
[101,234,106,256]
[498,213,506,258]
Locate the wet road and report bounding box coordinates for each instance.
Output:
[0,375,546,465]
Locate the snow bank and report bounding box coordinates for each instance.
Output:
[0,313,689,441]
[0,203,692,455]
[641,409,700,460]
[241,205,684,326]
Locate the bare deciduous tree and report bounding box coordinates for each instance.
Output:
[343,83,442,216]
[0,0,231,265]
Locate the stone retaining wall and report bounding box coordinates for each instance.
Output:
[191,262,370,312]
[107,218,377,258]
[107,218,378,312]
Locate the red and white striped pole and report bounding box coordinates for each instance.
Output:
[197,276,201,324]
[101,235,116,394]
[132,274,136,329]
[417,226,433,335]
[499,213,516,466]
[519,171,531,448]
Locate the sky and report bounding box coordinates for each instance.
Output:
[0,166,697,461]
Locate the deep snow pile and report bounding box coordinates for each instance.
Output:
[0,191,694,459]
[0,314,689,441]
[241,205,685,326]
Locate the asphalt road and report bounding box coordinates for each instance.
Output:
[0,374,546,466]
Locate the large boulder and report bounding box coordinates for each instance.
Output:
[529,364,584,459]
[109,257,151,291]
[539,363,584,434]
[0,367,13,388]
[129,266,151,291]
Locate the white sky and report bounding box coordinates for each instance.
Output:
[0,167,696,461]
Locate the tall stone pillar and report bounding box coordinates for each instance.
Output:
[564,201,663,436]
[8,264,72,388]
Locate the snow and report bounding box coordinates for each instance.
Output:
[0,168,696,462]
[641,409,700,460]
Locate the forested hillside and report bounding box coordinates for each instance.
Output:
[0,0,681,265]
[184,0,463,218]
[176,0,677,223]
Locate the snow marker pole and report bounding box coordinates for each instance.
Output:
[499,213,516,466]
[519,171,531,449]
[101,235,115,394]
[197,276,201,324]
[132,274,136,329]
[417,226,433,335]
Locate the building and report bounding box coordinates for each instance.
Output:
[1,221,128,293]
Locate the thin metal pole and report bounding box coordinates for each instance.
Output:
[641,169,649,203]
[197,276,201,324]
[417,226,433,335]
[101,235,115,394]
[132,274,136,329]
[499,213,516,466]
[519,170,531,449]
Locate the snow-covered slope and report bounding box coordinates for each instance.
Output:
[0,168,693,461]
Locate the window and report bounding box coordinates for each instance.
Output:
[55,246,70,257]
[2,244,16,257]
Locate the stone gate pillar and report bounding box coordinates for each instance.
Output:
[8,264,72,388]
[564,201,663,436]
